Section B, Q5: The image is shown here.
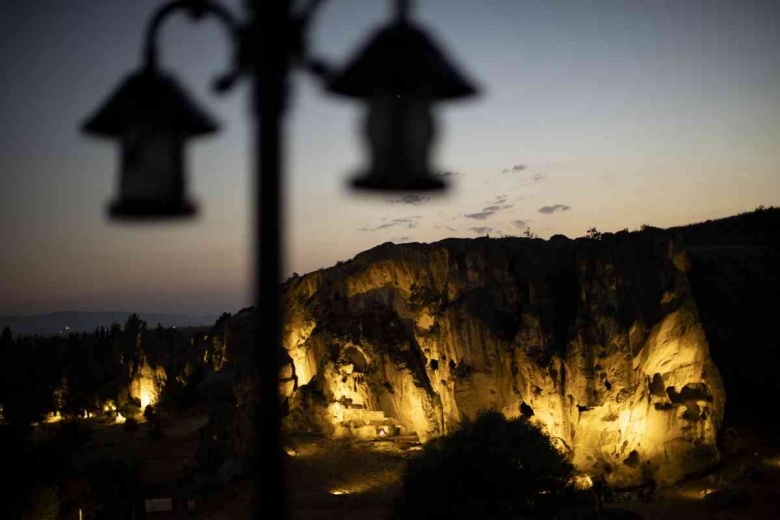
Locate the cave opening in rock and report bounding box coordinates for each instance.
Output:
[343,346,368,373]
[623,450,640,467]
[650,373,666,397]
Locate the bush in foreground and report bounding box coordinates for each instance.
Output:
[395,411,583,520]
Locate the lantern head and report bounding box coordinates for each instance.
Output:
[82,67,218,219]
[328,18,478,192]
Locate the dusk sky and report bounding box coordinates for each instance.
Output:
[1,0,778,316]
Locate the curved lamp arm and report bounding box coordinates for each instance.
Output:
[143,0,243,93]
[290,0,335,81]
[141,0,337,92]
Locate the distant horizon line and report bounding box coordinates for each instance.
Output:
[0,310,222,320]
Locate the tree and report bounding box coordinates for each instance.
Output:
[523,228,538,239]
[395,411,581,520]
[124,313,147,333]
[585,227,602,241]
[0,326,13,405]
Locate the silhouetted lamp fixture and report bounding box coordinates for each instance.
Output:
[328,1,477,191]
[80,0,478,517]
[83,67,218,218]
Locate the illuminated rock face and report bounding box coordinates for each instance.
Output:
[129,361,166,409]
[281,232,725,487]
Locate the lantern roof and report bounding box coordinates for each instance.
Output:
[328,21,478,100]
[83,67,218,138]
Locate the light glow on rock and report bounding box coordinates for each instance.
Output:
[571,474,593,490]
[131,363,165,410]
[140,386,154,409]
[763,457,780,468]
[45,411,63,423]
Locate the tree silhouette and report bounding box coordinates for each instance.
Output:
[395,411,581,520]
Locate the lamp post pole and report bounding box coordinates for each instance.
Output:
[249,0,289,516]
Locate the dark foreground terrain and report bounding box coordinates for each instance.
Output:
[31,413,780,520]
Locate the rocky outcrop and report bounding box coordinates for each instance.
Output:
[280,231,725,487]
[671,207,780,437]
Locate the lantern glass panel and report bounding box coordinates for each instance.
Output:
[110,126,195,217]
[352,95,445,191]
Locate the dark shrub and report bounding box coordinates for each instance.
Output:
[20,486,60,520]
[123,417,138,432]
[143,404,156,420]
[395,411,582,519]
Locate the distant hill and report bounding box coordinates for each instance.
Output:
[0,311,220,336]
[669,205,780,248]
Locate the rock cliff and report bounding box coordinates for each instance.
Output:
[279,230,725,487]
[671,207,780,437]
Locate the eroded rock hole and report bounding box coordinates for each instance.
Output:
[650,373,666,397]
[666,386,680,403]
[430,359,439,371]
[679,383,713,402]
[623,450,640,467]
[667,382,713,404]
[520,401,534,417]
[682,402,702,421]
[343,346,368,373]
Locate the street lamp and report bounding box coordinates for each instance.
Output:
[81,0,477,517]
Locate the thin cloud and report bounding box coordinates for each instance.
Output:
[434,225,458,232]
[359,216,422,231]
[538,204,571,215]
[387,194,430,205]
[436,171,462,178]
[502,164,527,173]
[391,236,411,242]
[511,219,529,229]
[531,173,547,182]
[469,226,492,235]
[464,196,513,220]
[488,204,514,211]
